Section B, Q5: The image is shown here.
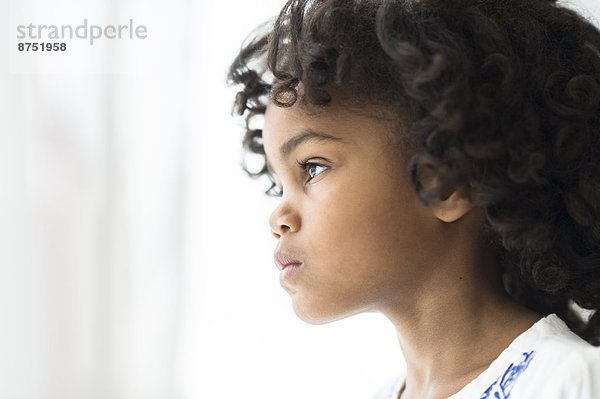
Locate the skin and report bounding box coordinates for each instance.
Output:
[262,96,541,399]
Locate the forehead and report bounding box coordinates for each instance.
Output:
[264,101,330,135]
[262,100,394,152]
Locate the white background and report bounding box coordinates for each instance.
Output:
[0,0,598,398]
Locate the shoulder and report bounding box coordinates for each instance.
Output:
[508,316,600,398]
[458,314,600,399]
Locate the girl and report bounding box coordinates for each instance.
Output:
[227,0,600,397]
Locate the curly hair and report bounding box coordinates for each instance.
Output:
[227,0,600,345]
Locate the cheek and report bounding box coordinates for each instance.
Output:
[329,167,431,268]
[305,175,415,269]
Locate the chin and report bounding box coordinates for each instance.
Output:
[290,295,359,325]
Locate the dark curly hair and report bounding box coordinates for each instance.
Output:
[227,0,600,345]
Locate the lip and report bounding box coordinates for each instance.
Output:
[274,251,304,284]
[274,251,302,271]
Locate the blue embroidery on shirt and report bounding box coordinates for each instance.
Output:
[480,350,535,399]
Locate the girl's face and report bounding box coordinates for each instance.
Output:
[263,99,441,324]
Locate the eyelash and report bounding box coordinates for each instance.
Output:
[265,159,328,198]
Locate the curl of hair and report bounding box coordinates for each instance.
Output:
[227,0,600,345]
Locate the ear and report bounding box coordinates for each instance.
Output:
[415,165,476,222]
[431,190,476,223]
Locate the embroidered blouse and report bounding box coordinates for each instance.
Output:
[371,313,600,399]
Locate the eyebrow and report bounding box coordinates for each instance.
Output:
[266,129,345,175]
[280,129,344,156]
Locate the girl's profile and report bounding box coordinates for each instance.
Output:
[227,0,600,397]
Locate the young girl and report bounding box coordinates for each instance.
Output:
[227,0,600,397]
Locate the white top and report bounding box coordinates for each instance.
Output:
[371,313,600,399]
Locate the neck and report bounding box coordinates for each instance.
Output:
[379,233,541,399]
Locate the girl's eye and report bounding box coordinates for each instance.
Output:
[306,164,327,180]
[297,160,328,182]
[265,160,329,197]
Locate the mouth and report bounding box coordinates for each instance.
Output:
[274,251,302,270]
[274,251,304,284]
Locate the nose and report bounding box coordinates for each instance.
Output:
[269,202,300,239]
